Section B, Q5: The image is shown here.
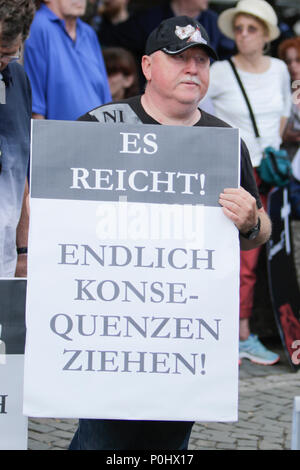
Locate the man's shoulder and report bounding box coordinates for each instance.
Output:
[78,96,143,124]
[198,109,231,129]
[3,63,31,112]
[77,18,98,37]
[200,8,218,21]
[8,62,30,87]
[27,6,55,38]
[8,62,25,77]
[199,110,250,156]
[31,6,51,26]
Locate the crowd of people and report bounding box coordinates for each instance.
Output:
[0,0,300,451]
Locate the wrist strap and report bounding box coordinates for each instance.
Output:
[17,247,28,255]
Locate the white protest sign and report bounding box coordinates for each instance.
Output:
[24,120,240,421]
[292,396,300,450]
[0,279,28,450]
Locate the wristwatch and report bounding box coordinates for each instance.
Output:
[240,217,261,240]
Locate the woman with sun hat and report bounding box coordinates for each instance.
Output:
[206,0,291,366]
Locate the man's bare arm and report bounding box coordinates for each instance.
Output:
[32,113,45,119]
[15,179,29,277]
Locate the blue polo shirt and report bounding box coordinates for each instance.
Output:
[0,63,31,276]
[24,4,111,120]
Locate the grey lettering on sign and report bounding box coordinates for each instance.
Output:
[61,349,207,375]
[0,395,7,414]
[58,243,215,270]
[50,313,221,342]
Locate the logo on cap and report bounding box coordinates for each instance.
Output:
[175,25,207,45]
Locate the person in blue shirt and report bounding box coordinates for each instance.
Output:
[24,0,112,121]
[0,0,35,278]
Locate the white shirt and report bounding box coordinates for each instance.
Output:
[206,58,292,167]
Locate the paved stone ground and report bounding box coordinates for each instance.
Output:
[27,338,300,451]
[189,355,300,450]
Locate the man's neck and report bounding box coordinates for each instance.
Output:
[64,17,78,40]
[47,5,78,40]
[141,92,201,126]
[171,0,204,19]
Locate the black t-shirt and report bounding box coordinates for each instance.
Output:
[79,95,262,209]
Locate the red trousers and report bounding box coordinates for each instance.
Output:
[240,171,268,319]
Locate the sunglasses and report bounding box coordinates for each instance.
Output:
[233,25,259,35]
[0,51,20,64]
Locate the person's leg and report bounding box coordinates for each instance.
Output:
[239,254,280,364]
[239,170,268,332]
[239,176,279,365]
[239,244,280,365]
[69,418,194,450]
[239,246,262,338]
[239,239,279,365]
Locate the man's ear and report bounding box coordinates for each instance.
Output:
[141,54,152,82]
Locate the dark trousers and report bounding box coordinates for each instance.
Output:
[69,418,194,450]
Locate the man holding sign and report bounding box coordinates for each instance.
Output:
[68,16,271,450]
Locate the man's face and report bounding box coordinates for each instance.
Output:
[142,47,210,108]
[0,33,22,72]
[47,0,87,20]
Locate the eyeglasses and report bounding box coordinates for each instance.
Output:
[0,50,20,64]
[233,25,259,35]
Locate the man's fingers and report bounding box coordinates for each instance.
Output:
[219,187,258,232]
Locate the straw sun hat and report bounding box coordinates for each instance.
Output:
[218,0,280,42]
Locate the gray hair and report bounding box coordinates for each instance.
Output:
[0,0,36,43]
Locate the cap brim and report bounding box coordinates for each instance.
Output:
[218,7,280,42]
[163,42,218,60]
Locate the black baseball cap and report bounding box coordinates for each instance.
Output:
[145,16,218,60]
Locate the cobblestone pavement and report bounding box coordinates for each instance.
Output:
[190,359,300,450]
[27,338,300,451]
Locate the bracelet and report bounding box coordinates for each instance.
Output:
[17,247,28,255]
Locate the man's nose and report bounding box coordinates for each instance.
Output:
[184,57,198,73]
